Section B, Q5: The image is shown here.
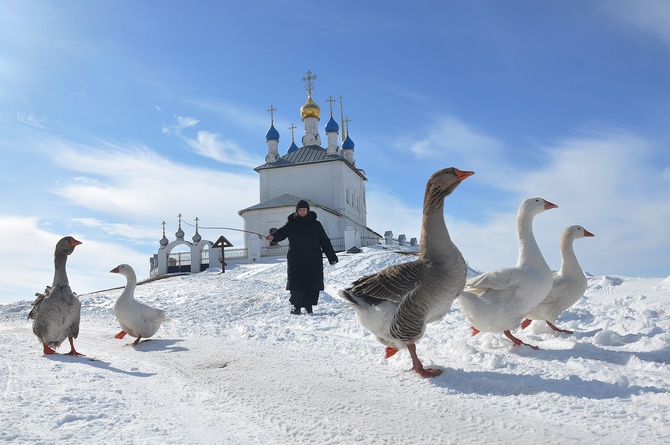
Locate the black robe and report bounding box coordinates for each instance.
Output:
[270,211,338,305]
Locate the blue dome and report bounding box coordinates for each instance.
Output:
[287,141,299,153]
[265,124,279,141]
[325,116,339,133]
[342,134,355,150]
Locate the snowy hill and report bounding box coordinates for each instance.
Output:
[1,246,668,444]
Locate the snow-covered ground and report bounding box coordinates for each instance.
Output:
[1,246,668,444]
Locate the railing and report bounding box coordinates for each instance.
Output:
[167,252,191,273]
[262,244,289,257]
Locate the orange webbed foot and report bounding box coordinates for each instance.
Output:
[385,346,399,358]
[65,337,85,356]
[415,367,444,378]
[547,321,573,334]
[504,330,539,350]
[42,343,57,355]
[115,331,127,339]
[520,319,532,330]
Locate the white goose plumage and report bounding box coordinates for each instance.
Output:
[339,167,474,378]
[521,225,595,334]
[111,264,168,346]
[28,236,84,356]
[458,197,557,349]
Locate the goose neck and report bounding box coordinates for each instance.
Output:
[52,252,69,287]
[516,214,543,267]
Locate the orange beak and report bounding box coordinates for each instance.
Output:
[584,229,595,237]
[70,238,82,247]
[455,168,475,181]
[543,200,558,210]
[110,266,120,273]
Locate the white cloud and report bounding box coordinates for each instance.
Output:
[186,130,260,168]
[0,215,148,303]
[17,111,46,128]
[162,115,261,167]
[407,116,504,162]
[366,186,423,242]
[455,129,670,277]
[602,0,670,46]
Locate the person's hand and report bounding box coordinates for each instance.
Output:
[330,259,338,265]
[265,235,274,242]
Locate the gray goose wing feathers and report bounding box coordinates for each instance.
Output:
[343,259,426,305]
[343,259,430,342]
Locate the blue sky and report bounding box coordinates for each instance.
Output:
[1,1,669,303]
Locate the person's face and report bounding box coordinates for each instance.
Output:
[297,207,308,217]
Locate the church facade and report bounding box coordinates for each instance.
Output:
[238,70,381,252]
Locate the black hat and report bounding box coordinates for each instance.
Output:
[295,199,310,211]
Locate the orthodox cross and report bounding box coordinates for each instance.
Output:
[161,221,166,237]
[267,105,277,123]
[344,116,352,136]
[194,216,199,232]
[177,213,182,229]
[339,96,345,142]
[302,70,316,93]
[326,96,336,115]
[288,123,297,142]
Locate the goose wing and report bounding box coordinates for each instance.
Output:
[137,301,167,323]
[346,260,426,305]
[467,268,522,293]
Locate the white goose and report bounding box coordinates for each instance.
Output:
[339,167,474,378]
[28,236,84,356]
[458,197,557,349]
[521,225,595,334]
[111,264,168,346]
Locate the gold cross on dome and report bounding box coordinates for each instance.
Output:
[302,70,317,93]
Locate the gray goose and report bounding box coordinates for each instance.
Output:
[339,167,474,378]
[521,225,595,333]
[28,236,84,356]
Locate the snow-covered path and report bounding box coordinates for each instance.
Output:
[1,247,668,444]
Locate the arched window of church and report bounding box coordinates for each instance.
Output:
[346,189,350,204]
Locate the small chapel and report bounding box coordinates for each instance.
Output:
[238,70,381,252]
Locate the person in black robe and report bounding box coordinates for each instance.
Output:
[266,199,338,314]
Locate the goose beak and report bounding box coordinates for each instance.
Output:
[455,169,475,181]
[110,266,120,273]
[70,238,82,247]
[584,229,595,237]
[543,200,558,210]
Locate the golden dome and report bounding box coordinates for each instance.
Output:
[300,92,321,119]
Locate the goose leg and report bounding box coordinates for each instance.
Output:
[42,342,57,355]
[546,321,573,335]
[470,326,480,336]
[64,337,85,356]
[385,346,399,358]
[520,319,532,330]
[504,330,539,350]
[115,331,127,339]
[407,343,443,378]
[132,336,143,346]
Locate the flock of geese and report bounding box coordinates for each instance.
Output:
[27,167,593,378]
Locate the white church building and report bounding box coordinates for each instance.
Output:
[239,70,381,254]
[150,71,395,277]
